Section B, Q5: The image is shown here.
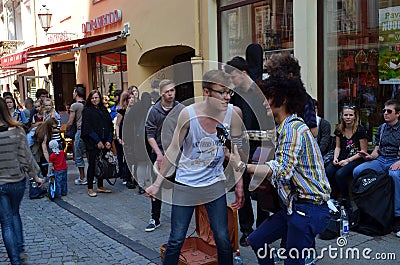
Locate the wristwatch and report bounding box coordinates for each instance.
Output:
[235,161,247,173]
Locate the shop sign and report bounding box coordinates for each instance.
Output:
[1,51,27,67]
[379,6,400,84]
[82,10,122,33]
[47,32,77,44]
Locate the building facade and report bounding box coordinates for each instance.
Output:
[0,0,394,143]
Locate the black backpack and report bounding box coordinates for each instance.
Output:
[351,169,394,236]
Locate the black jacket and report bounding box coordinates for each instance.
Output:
[81,106,113,151]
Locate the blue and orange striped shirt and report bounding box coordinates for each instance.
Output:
[266,114,331,214]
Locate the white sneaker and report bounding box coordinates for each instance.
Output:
[74,178,88,185]
[396,231,400,238]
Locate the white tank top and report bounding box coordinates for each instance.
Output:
[175,104,233,187]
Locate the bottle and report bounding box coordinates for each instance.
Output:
[234,249,243,265]
[340,206,349,237]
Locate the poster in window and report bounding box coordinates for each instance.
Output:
[228,11,237,39]
[254,5,270,47]
[379,6,400,84]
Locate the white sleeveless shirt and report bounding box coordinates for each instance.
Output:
[175,104,233,187]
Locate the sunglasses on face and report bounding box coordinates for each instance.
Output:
[382,108,396,114]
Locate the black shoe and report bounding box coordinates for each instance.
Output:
[240,232,251,247]
[138,187,145,194]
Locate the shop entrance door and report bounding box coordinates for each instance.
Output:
[52,62,76,111]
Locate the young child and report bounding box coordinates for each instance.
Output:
[48,139,68,198]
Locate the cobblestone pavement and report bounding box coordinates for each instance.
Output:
[0,186,156,265]
[1,159,399,264]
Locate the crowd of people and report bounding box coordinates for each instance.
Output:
[1,45,400,265]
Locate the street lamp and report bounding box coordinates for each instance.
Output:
[37,5,52,33]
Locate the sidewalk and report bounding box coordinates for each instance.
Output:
[1,160,399,264]
[62,160,400,264]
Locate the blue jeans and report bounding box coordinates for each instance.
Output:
[0,179,26,265]
[247,202,330,265]
[353,156,400,217]
[163,194,233,265]
[325,159,362,200]
[74,130,86,168]
[54,169,68,197]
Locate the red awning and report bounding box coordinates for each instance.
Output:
[1,51,28,67]
[0,31,122,67]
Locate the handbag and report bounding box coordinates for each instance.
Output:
[65,123,77,139]
[95,150,118,185]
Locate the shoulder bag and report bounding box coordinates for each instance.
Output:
[95,150,119,185]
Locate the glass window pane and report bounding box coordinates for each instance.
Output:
[220,1,293,63]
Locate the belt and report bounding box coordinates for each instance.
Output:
[296,198,325,205]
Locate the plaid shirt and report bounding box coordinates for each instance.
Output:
[266,114,331,215]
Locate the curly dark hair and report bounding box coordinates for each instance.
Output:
[265,52,301,78]
[260,76,306,116]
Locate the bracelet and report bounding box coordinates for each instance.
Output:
[235,161,247,173]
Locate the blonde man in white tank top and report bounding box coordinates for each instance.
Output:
[146,70,244,265]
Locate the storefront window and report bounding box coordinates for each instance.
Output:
[324,0,400,143]
[219,0,293,63]
[92,47,127,102]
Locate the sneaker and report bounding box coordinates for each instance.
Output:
[396,230,400,238]
[122,180,127,185]
[145,219,160,232]
[75,178,88,185]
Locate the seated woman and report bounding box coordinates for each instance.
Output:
[325,104,367,205]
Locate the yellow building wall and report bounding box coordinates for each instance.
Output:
[81,0,199,92]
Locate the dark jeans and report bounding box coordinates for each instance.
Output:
[114,139,125,180]
[87,149,104,190]
[239,172,268,234]
[0,179,26,265]
[325,160,362,200]
[248,202,330,265]
[163,194,233,265]
[54,169,68,197]
[151,171,162,221]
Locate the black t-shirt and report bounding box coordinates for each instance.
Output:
[117,108,126,138]
[335,124,367,160]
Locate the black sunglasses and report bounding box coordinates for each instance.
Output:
[382,108,395,114]
[343,104,356,110]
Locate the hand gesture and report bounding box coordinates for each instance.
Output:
[97,141,104,149]
[145,184,160,201]
[231,182,244,209]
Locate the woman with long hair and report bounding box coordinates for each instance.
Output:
[4,96,28,126]
[81,90,114,197]
[115,91,137,186]
[0,98,42,264]
[325,104,368,205]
